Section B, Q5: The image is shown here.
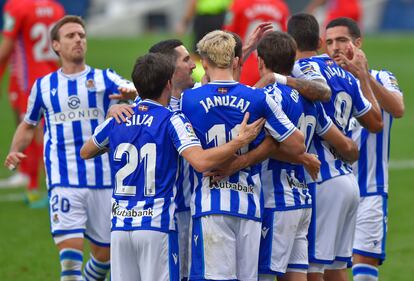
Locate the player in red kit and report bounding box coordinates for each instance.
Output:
[306,0,362,26]
[224,0,290,86]
[0,0,65,207]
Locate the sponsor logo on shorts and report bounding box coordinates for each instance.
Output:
[261,227,269,238]
[209,181,254,194]
[172,253,178,265]
[111,202,153,218]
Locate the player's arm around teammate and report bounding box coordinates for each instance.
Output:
[82,111,265,172]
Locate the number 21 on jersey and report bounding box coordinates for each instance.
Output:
[113,143,156,197]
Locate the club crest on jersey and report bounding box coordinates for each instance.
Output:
[52,214,59,224]
[217,87,228,94]
[138,105,148,111]
[326,59,335,66]
[85,79,96,91]
[68,96,81,109]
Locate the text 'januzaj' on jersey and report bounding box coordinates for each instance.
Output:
[349,69,403,196]
[262,82,333,211]
[93,99,201,233]
[24,66,134,190]
[292,54,372,183]
[181,80,296,221]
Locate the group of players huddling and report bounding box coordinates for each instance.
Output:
[4,9,403,281]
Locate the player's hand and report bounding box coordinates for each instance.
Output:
[236,112,265,146]
[301,153,320,181]
[337,43,369,79]
[243,22,274,62]
[106,104,134,124]
[109,87,138,101]
[4,152,27,171]
[204,154,245,183]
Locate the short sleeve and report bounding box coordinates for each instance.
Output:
[315,102,333,136]
[92,118,115,149]
[2,2,24,39]
[105,69,136,92]
[262,92,296,142]
[168,113,201,154]
[292,60,327,83]
[24,79,44,126]
[352,79,372,118]
[376,70,403,96]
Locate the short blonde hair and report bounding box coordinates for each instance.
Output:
[196,30,235,68]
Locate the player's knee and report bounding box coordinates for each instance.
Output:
[89,244,110,262]
[59,248,83,281]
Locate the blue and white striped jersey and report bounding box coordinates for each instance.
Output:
[181,81,296,221]
[93,99,201,232]
[262,83,333,210]
[292,54,372,183]
[349,69,403,196]
[169,96,197,212]
[24,66,133,190]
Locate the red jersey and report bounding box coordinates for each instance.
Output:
[326,0,361,24]
[3,0,64,95]
[224,0,290,86]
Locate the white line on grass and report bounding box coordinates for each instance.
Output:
[389,159,414,170]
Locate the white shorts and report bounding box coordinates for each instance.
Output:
[176,210,191,279]
[308,260,348,273]
[259,208,311,276]
[189,214,261,281]
[308,174,360,265]
[49,187,112,246]
[353,194,388,262]
[111,230,179,281]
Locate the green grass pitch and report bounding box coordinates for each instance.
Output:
[0,34,413,280]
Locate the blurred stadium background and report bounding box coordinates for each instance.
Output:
[0,0,413,280]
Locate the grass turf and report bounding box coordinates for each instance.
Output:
[0,33,413,280]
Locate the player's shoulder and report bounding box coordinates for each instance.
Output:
[237,82,267,101]
[3,0,25,12]
[370,68,402,93]
[35,69,58,87]
[371,68,397,79]
[263,82,293,103]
